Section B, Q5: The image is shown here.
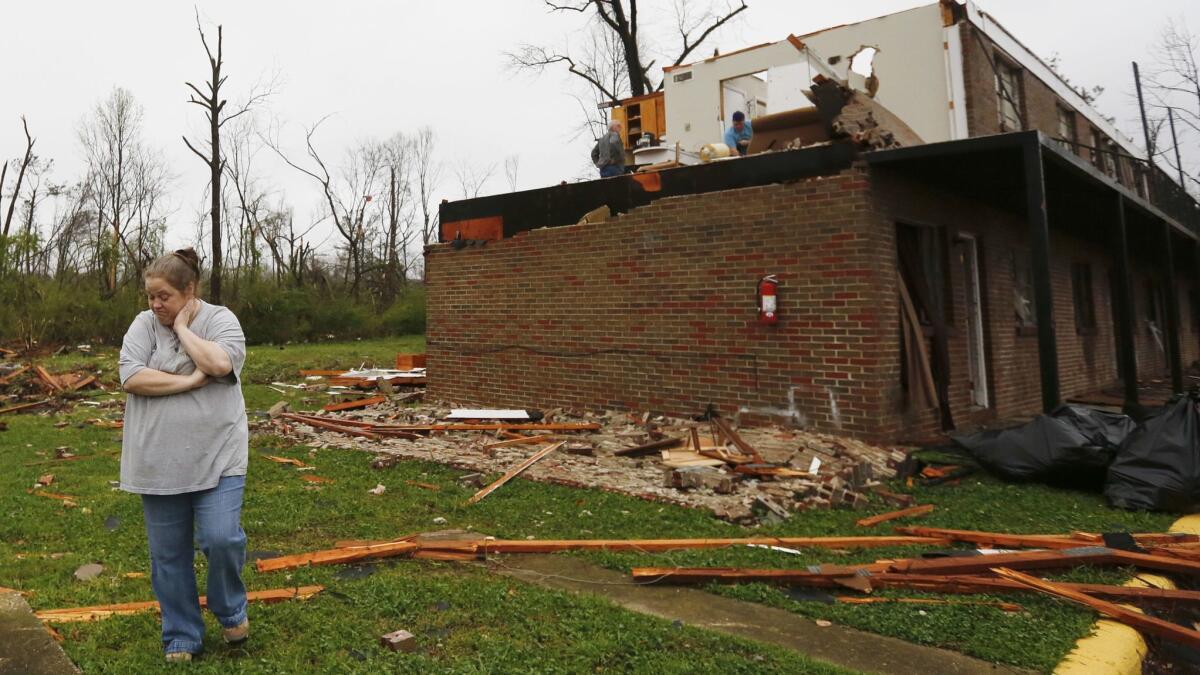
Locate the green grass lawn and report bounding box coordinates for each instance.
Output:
[0,341,1181,672]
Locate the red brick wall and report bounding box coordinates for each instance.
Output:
[425,170,900,440]
[426,166,1199,442]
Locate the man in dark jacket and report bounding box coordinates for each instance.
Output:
[592,121,625,178]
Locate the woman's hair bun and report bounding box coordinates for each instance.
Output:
[173,247,200,273]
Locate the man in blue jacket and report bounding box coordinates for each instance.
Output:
[724,111,753,156]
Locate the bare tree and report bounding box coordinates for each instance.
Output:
[376,133,417,300]
[503,154,521,192]
[183,13,272,305]
[412,126,442,247]
[1139,17,1200,196]
[268,119,384,298]
[508,0,747,105]
[1,117,36,277]
[78,88,169,295]
[452,159,496,199]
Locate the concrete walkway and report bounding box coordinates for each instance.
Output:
[490,554,1032,675]
[0,591,79,675]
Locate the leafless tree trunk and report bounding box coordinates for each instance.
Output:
[503,154,521,192]
[508,0,746,104]
[183,14,272,304]
[412,126,441,248]
[1,117,36,277]
[1147,17,1200,193]
[268,119,383,299]
[79,88,167,295]
[452,159,495,199]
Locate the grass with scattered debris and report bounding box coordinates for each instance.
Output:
[0,341,1182,672]
[1,342,849,674]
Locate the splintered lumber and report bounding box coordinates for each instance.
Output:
[35,585,324,623]
[483,435,558,450]
[256,541,420,572]
[992,567,1200,650]
[322,395,387,412]
[467,441,566,504]
[835,596,1022,612]
[278,413,380,439]
[35,366,64,392]
[462,535,949,554]
[0,366,29,385]
[263,455,309,468]
[389,422,600,432]
[888,547,1200,577]
[733,464,809,478]
[711,418,765,463]
[0,399,51,415]
[615,437,684,457]
[895,527,1105,550]
[856,504,935,528]
[627,567,1200,605]
[299,369,349,377]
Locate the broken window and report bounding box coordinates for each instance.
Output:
[1011,250,1037,333]
[896,223,955,430]
[995,59,1023,131]
[1092,129,1115,177]
[1146,280,1166,355]
[1056,106,1077,150]
[1071,262,1096,335]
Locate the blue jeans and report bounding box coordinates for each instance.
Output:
[600,164,622,178]
[141,475,248,655]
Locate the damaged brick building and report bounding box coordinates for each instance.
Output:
[425,0,1200,443]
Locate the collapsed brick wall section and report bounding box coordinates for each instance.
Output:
[425,169,898,440]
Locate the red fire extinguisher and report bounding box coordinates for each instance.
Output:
[757,275,779,325]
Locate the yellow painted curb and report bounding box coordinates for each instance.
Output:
[1053,514,1200,675]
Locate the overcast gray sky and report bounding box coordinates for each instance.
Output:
[4,0,1199,252]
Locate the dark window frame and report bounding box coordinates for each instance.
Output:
[1071,262,1097,335]
[995,56,1024,132]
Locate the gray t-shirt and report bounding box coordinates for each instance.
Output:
[118,301,248,495]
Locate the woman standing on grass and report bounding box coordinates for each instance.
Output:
[118,248,250,663]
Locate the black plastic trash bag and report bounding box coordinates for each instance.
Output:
[951,405,1134,489]
[1105,395,1200,512]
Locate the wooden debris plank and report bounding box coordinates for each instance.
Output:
[335,533,421,549]
[835,596,1022,612]
[896,526,1107,549]
[299,369,349,376]
[405,480,440,491]
[856,504,935,528]
[868,573,1200,604]
[435,535,952,554]
[733,465,810,478]
[278,413,380,439]
[34,367,64,392]
[631,566,891,584]
[0,366,29,385]
[698,448,755,465]
[483,435,557,449]
[711,417,765,464]
[614,437,683,457]
[992,567,1200,650]
[36,585,324,623]
[0,399,51,415]
[375,422,600,432]
[64,375,96,392]
[263,455,309,467]
[256,541,420,572]
[322,395,387,412]
[467,441,566,504]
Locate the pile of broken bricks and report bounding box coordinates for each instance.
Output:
[267,396,910,524]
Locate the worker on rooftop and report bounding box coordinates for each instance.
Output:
[592,121,625,178]
[724,111,753,156]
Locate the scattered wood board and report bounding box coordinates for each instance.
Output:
[615,437,683,457]
[256,541,420,572]
[36,585,324,623]
[263,455,309,468]
[278,413,380,439]
[323,396,387,412]
[467,441,566,504]
[661,450,726,468]
[992,567,1200,650]
[482,435,559,450]
[711,418,765,464]
[299,369,349,377]
[856,504,935,528]
[0,399,51,415]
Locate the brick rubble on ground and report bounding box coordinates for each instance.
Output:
[266,400,910,523]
